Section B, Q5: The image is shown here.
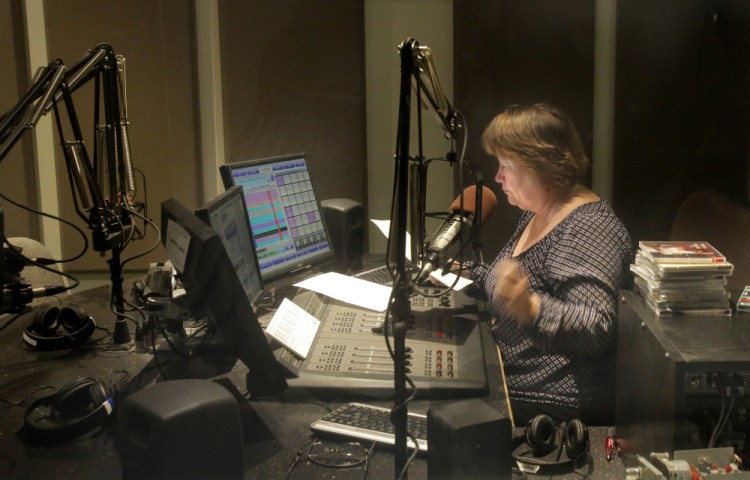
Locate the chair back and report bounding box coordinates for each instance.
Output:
[669,190,750,293]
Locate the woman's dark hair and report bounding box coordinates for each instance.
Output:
[481,103,590,189]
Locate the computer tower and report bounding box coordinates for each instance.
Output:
[616,290,750,459]
[117,379,244,480]
[321,198,364,272]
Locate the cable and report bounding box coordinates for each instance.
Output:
[108,295,140,328]
[2,236,81,293]
[709,390,736,448]
[119,208,161,269]
[149,315,211,381]
[0,385,55,408]
[697,1,732,93]
[121,295,146,323]
[0,309,29,333]
[102,369,132,396]
[0,192,88,264]
[129,167,149,241]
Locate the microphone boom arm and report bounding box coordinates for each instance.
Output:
[413,45,457,141]
[0,61,65,161]
[0,44,141,345]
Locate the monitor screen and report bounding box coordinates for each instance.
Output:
[219,153,334,285]
[160,197,287,399]
[195,186,263,307]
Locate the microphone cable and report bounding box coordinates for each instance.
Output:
[0,191,88,265]
[2,234,80,295]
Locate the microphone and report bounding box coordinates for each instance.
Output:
[415,185,497,284]
[1,284,69,313]
[29,285,69,298]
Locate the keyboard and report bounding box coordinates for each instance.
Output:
[354,265,393,285]
[310,402,428,451]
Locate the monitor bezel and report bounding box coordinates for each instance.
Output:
[195,185,264,307]
[219,152,335,286]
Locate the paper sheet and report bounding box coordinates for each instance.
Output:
[429,270,473,291]
[294,271,392,312]
[266,298,320,359]
[370,219,412,261]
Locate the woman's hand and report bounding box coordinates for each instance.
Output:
[493,259,540,327]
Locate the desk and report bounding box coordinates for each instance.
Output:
[0,284,626,479]
[616,289,750,466]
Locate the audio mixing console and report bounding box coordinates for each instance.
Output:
[267,288,489,399]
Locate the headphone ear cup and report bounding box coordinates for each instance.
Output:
[563,419,589,460]
[60,305,89,333]
[53,378,98,419]
[33,305,61,335]
[525,414,557,455]
[88,380,111,406]
[59,305,89,332]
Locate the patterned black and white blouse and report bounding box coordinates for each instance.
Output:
[469,199,634,417]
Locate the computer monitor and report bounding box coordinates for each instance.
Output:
[219,153,334,285]
[195,186,263,307]
[160,197,287,399]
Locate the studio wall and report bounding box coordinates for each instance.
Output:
[0,0,367,272]
[614,1,750,243]
[0,1,38,240]
[219,1,367,207]
[454,1,596,260]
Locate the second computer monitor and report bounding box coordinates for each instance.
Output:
[219,153,334,285]
[195,186,263,307]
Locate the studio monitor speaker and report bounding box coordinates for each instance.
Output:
[427,398,513,480]
[321,198,364,272]
[117,379,244,480]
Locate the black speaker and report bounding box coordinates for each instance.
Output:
[22,304,95,350]
[427,398,513,479]
[117,379,244,480]
[321,198,364,272]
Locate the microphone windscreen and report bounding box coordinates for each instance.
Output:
[449,185,498,226]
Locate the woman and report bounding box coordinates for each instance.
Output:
[469,103,634,426]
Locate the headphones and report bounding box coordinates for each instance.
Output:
[512,414,590,475]
[22,304,95,350]
[18,377,115,445]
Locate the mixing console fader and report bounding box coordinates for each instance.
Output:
[270,289,489,399]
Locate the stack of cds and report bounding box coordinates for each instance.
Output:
[630,241,734,316]
[737,286,750,313]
